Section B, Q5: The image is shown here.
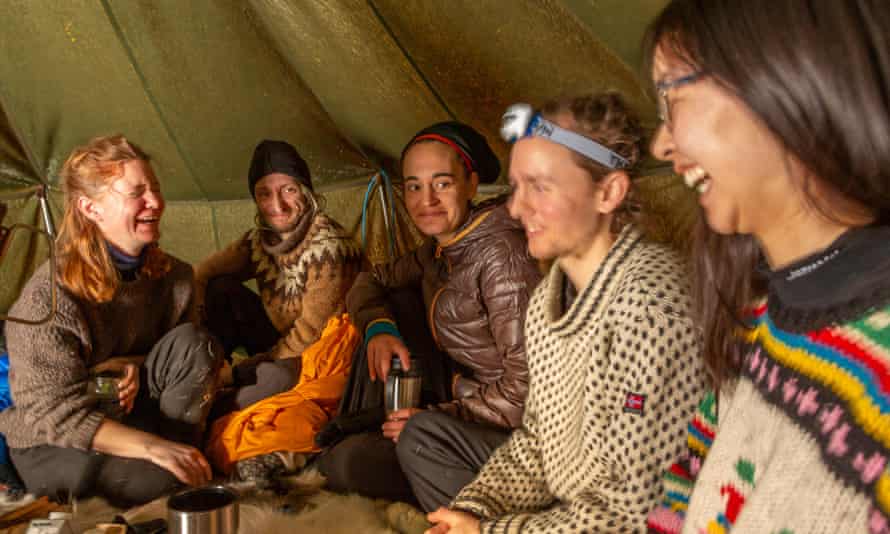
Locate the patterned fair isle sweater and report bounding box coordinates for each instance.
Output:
[452,227,707,533]
[195,211,362,360]
[647,224,890,534]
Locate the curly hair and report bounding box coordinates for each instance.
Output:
[540,92,645,231]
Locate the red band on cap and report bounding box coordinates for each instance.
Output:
[411,134,474,175]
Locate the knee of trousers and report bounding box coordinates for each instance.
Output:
[163,323,224,370]
[255,360,299,395]
[318,434,398,493]
[396,410,453,470]
[101,460,181,508]
[12,452,95,501]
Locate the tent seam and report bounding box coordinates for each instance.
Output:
[97,0,210,202]
[364,0,456,121]
[0,92,43,185]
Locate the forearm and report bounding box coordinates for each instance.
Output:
[90,418,159,460]
[91,354,146,372]
[347,272,397,334]
[346,246,428,333]
[193,234,253,321]
[476,495,641,534]
[194,234,253,287]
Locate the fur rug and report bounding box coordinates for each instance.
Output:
[66,470,430,533]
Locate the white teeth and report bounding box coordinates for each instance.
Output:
[696,179,711,194]
[683,167,706,188]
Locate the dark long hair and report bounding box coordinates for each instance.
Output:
[645,0,890,386]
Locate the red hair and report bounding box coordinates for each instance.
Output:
[56,134,170,303]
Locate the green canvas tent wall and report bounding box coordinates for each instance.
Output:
[0,0,696,313]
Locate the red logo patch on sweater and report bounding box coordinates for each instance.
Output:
[623,392,646,415]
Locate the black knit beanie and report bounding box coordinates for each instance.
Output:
[248,140,312,197]
[401,121,501,183]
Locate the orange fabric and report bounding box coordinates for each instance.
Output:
[205,314,359,474]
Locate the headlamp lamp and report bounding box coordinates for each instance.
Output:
[500,103,629,170]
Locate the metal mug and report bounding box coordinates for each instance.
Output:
[384,358,422,415]
[167,485,239,534]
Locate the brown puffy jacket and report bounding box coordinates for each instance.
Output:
[347,199,541,429]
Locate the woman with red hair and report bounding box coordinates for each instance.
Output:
[1,135,221,506]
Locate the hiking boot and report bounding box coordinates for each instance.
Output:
[235,452,286,486]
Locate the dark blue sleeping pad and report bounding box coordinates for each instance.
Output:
[0,351,25,493]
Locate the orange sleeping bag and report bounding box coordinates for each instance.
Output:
[206,313,359,474]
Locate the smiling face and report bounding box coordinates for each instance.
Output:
[507,136,619,263]
[402,141,479,243]
[254,172,307,234]
[81,159,165,256]
[649,46,807,238]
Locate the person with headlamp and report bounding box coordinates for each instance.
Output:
[426,93,706,533]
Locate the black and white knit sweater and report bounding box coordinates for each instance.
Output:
[452,227,707,533]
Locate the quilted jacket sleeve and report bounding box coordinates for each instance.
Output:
[346,241,431,336]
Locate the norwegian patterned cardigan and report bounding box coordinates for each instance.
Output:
[195,211,362,360]
[648,225,890,534]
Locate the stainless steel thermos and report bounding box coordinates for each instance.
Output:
[384,357,422,414]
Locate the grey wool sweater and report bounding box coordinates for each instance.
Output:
[0,257,194,451]
[451,227,707,533]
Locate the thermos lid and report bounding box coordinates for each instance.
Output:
[390,358,402,372]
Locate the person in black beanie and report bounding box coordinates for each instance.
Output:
[194,139,361,482]
[317,122,541,510]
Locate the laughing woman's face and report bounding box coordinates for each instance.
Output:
[649,45,805,238]
[86,159,165,256]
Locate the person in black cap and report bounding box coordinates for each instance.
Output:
[194,139,361,481]
[317,122,542,511]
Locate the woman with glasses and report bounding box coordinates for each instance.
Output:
[644,1,890,533]
[1,135,221,506]
[426,93,706,533]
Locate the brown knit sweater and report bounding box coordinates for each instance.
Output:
[195,211,362,360]
[0,257,195,450]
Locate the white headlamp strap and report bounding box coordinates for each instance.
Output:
[500,103,630,170]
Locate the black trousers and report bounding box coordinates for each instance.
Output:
[317,411,509,511]
[10,323,222,508]
[316,287,455,504]
[396,411,509,512]
[204,275,300,409]
[316,431,415,503]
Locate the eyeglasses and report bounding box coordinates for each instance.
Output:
[656,72,704,126]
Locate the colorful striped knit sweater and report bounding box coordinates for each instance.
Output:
[648,225,890,534]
